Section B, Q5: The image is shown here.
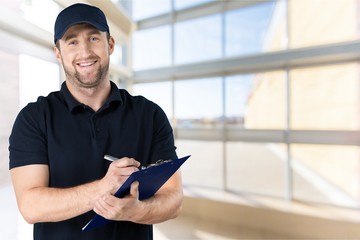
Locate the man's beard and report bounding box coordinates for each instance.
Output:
[63,59,109,89]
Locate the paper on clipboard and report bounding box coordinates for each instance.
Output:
[82,155,191,231]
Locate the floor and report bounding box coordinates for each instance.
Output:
[154,215,289,240]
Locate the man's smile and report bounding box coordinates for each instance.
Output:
[76,60,98,68]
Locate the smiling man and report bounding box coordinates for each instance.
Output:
[9,3,182,240]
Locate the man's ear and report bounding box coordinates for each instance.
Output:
[54,46,63,65]
[108,36,115,55]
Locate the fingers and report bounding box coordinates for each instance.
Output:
[93,194,117,219]
[94,183,140,221]
[111,157,141,169]
[110,165,138,177]
[101,157,140,194]
[108,157,140,177]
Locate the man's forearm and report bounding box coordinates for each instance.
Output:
[19,180,103,224]
[136,171,184,224]
[13,158,141,224]
[135,187,183,225]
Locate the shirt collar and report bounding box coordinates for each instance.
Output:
[60,81,122,113]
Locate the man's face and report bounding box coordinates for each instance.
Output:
[55,24,114,89]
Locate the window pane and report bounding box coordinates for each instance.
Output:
[243,71,286,129]
[4,0,19,10]
[133,26,171,70]
[177,140,224,189]
[175,77,222,128]
[110,44,123,66]
[111,43,130,68]
[175,14,222,64]
[19,54,60,108]
[132,0,171,20]
[111,0,132,15]
[226,1,282,57]
[175,0,214,10]
[290,0,359,48]
[0,50,19,184]
[225,75,253,128]
[0,50,33,240]
[133,82,173,119]
[290,63,360,130]
[227,142,286,197]
[21,0,60,33]
[292,144,360,208]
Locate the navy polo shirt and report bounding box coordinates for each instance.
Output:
[9,81,177,240]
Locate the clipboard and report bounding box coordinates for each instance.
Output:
[82,155,191,231]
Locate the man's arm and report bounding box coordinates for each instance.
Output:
[93,170,183,224]
[11,164,100,223]
[11,158,140,224]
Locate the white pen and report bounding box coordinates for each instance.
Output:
[104,154,150,170]
[104,154,118,162]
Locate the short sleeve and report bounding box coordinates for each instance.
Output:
[9,103,48,169]
[150,103,177,162]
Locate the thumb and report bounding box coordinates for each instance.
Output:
[130,181,139,199]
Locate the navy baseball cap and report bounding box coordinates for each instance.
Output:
[54,3,110,44]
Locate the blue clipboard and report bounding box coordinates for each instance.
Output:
[82,155,191,231]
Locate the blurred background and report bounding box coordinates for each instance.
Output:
[1,0,360,239]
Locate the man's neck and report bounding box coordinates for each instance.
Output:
[66,80,111,112]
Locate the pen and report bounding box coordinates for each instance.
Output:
[104,154,171,170]
[104,154,146,169]
[104,154,118,162]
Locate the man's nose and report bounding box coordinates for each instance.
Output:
[78,41,92,56]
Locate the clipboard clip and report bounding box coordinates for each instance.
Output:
[141,159,172,170]
[104,154,173,170]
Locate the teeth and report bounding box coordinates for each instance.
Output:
[78,62,94,67]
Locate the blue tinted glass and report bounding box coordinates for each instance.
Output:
[133,82,173,118]
[133,26,171,70]
[133,0,171,20]
[175,77,222,121]
[225,75,253,118]
[175,0,214,10]
[226,2,275,57]
[175,14,222,64]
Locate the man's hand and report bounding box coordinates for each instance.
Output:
[99,157,140,195]
[93,169,183,225]
[93,181,144,221]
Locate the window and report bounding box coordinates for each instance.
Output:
[175,77,222,128]
[133,26,171,70]
[130,0,360,210]
[289,0,359,48]
[243,71,287,130]
[21,0,60,33]
[226,142,286,197]
[178,140,224,189]
[292,144,360,208]
[19,54,60,108]
[133,81,173,119]
[175,14,222,64]
[225,2,278,57]
[290,63,360,130]
[132,0,171,20]
[174,0,214,10]
[225,75,253,128]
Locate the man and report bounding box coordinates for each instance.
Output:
[9,3,182,240]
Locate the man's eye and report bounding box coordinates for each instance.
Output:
[68,41,76,46]
[90,37,99,42]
